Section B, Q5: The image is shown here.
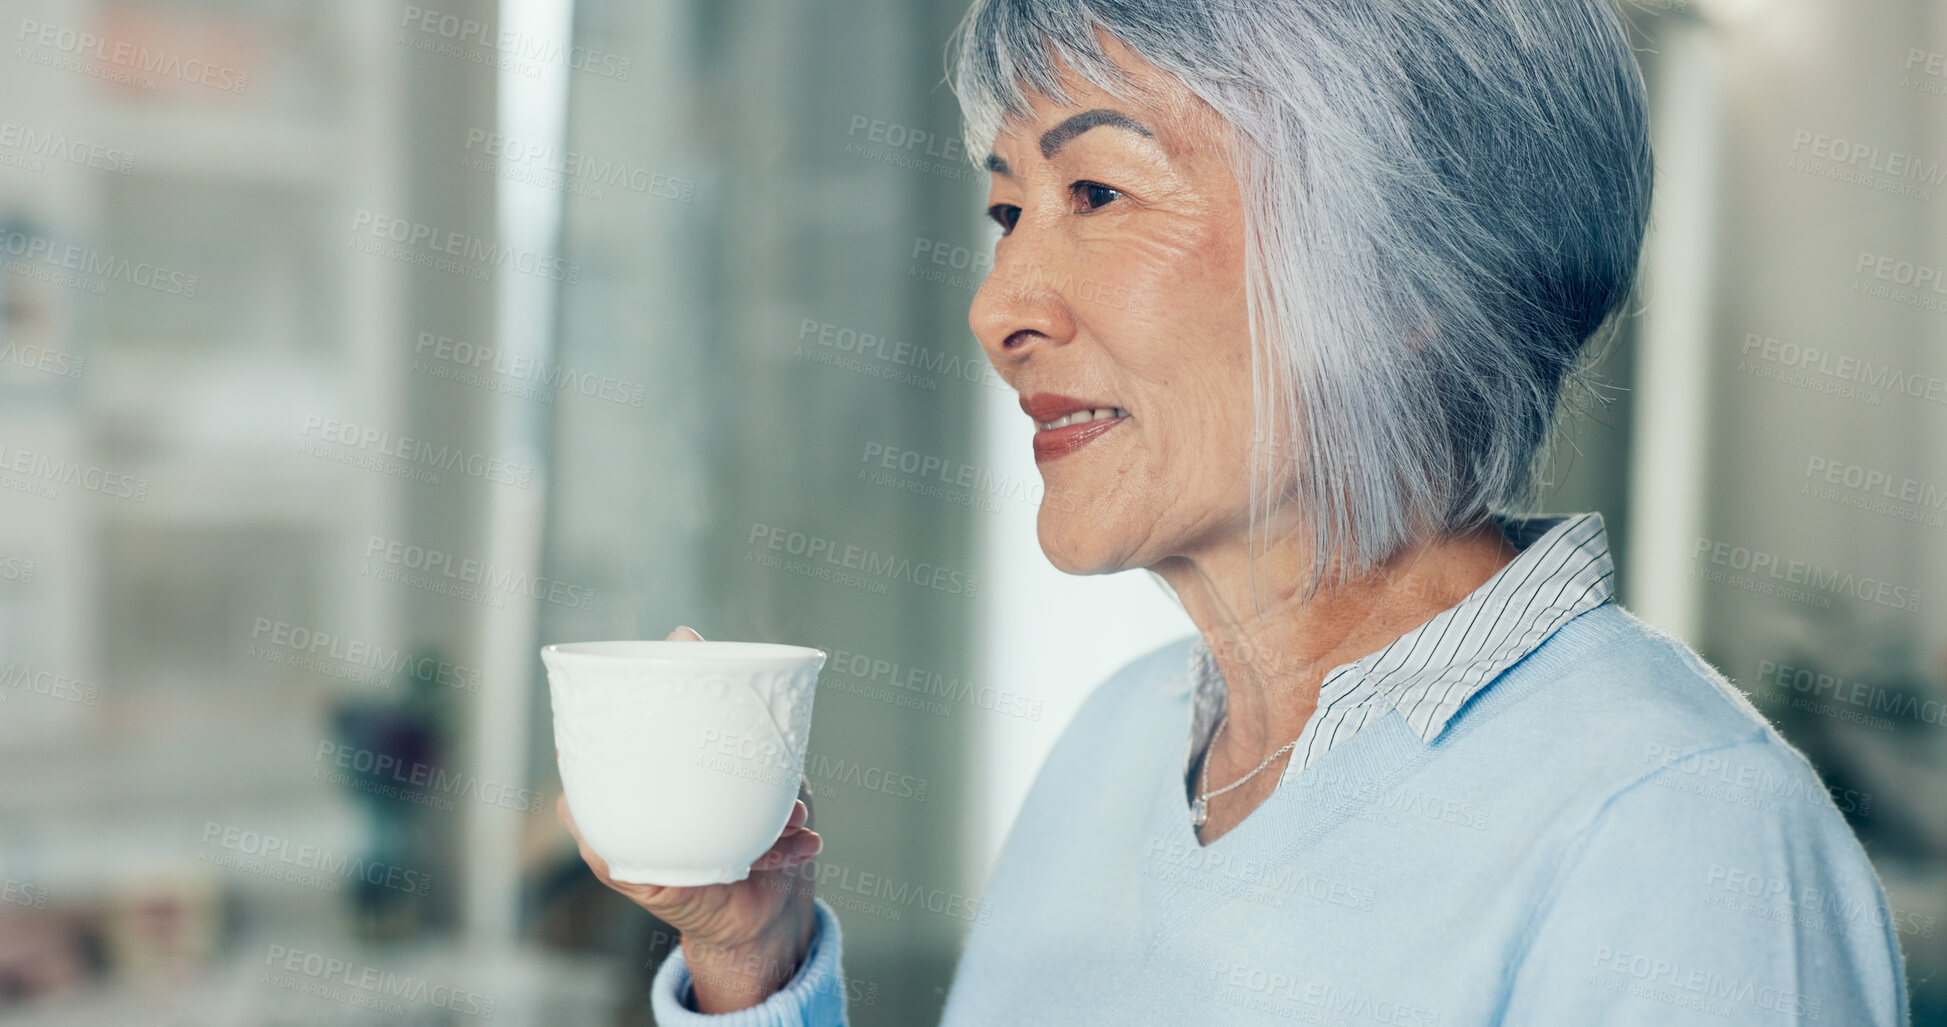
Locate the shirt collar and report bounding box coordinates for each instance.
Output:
[1184,511,1615,761]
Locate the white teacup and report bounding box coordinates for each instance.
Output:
[542,640,827,886]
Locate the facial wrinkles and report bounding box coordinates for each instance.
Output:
[982,51,1255,577]
[1129,185,1252,563]
[1056,207,1232,567]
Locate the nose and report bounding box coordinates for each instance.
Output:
[969,228,1078,366]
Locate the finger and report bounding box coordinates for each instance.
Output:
[755,832,820,872]
[759,823,799,859]
[779,830,824,867]
[798,774,815,831]
[756,817,815,866]
[786,799,807,831]
[667,625,704,642]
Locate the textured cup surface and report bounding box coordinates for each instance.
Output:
[542,640,825,886]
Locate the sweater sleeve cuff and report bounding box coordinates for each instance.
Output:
[649,898,848,1027]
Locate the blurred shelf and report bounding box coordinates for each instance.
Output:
[0,795,359,904]
[0,690,341,795]
[0,938,621,1027]
[0,670,447,902]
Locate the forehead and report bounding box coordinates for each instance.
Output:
[986,47,1221,165]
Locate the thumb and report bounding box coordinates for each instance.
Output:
[666,625,704,642]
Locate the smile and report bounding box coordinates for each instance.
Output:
[1037,407,1129,430]
[1033,410,1130,462]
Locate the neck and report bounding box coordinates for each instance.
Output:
[1153,517,1519,769]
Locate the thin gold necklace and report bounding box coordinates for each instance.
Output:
[1192,713,1302,829]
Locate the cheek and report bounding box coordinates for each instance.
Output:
[1113,223,1246,342]
[1139,375,1250,491]
[1103,228,1208,302]
[1193,379,1255,477]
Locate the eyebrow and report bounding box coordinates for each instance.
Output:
[983,108,1155,176]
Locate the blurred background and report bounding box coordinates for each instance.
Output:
[0,0,1942,1023]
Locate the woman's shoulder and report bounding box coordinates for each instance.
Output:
[975,635,1202,886]
[1478,603,1774,749]
[1470,602,1865,834]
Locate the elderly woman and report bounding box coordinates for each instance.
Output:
[559,0,1912,1022]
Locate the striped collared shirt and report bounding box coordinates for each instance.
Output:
[1182,511,1616,789]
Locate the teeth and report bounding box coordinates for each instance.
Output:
[1040,407,1128,430]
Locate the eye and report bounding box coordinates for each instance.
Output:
[987,203,1022,235]
[1071,181,1122,211]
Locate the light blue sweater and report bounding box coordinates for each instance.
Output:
[651,602,1910,1025]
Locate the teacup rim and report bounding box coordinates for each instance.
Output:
[540,639,828,665]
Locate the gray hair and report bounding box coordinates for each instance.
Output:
[947,0,1653,604]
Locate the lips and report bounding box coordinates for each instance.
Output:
[1019,392,1130,463]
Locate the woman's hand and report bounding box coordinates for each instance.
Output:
[556,625,825,1014]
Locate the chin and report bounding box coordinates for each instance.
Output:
[1036,506,1134,576]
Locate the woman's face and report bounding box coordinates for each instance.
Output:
[971,41,1269,576]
